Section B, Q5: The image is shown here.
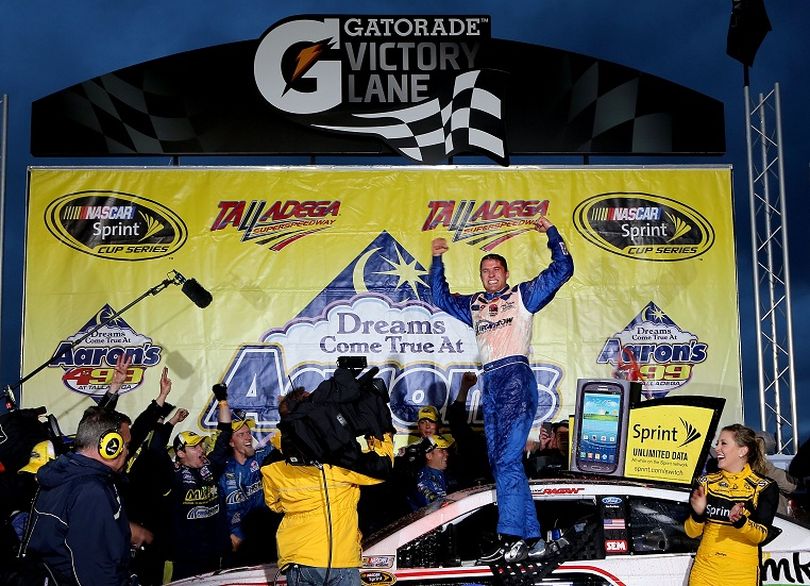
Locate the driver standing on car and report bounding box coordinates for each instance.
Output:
[430,216,573,564]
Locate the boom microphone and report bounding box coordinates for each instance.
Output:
[171,270,213,309]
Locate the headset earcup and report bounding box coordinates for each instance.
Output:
[98,430,124,460]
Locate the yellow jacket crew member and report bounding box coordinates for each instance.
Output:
[262,388,395,586]
[684,424,779,586]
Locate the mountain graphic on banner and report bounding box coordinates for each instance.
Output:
[75,304,132,332]
[297,231,431,318]
[625,301,676,328]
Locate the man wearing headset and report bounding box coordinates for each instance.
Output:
[25,406,134,585]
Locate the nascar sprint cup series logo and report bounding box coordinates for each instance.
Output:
[44,191,187,260]
[573,193,714,261]
[254,16,508,164]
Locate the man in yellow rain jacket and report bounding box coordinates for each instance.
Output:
[262,388,394,586]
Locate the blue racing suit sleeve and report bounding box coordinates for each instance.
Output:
[429,256,474,327]
[519,226,574,313]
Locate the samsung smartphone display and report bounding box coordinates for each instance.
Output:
[576,383,624,473]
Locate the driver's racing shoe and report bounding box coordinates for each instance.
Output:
[478,536,528,564]
[526,538,547,560]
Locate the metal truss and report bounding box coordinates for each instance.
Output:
[0,95,6,370]
[744,82,798,454]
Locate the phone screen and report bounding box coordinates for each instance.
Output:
[577,390,622,471]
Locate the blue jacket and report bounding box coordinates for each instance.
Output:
[29,452,131,586]
[220,445,274,539]
[408,466,447,510]
[146,421,233,563]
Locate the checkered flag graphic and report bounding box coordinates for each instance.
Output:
[314,69,509,165]
[46,73,207,154]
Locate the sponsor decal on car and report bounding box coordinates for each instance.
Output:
[363,555,395,569]
[533,487,585,495]
[361,570,397,586]
[605,539,629,553]
[761,551,810,585]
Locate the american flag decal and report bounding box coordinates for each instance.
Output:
[603,518,626,531]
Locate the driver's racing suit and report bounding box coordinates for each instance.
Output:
[429,226,573,538]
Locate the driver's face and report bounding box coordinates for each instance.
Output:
[480,259,509,293]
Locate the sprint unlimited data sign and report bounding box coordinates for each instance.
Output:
[624,396,725,484]
[23,167,741,438]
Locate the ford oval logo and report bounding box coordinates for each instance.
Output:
[573,192,714,262]
[44,191,187,261]
[602,496,623,505]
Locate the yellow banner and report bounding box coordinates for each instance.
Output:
[23,166,740,439]
[624,397,724,484]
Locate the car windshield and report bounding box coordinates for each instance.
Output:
[362,485,490,547]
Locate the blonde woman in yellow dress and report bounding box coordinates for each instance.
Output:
[684,423,779,585]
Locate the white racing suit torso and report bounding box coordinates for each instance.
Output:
[429,226,573,539]
[470,286,534,365]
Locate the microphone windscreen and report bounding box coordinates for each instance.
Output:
[181,278,213,309]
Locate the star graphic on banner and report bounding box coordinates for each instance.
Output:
[375,247,429,297]
[646,305,667,323]
[81,304,130,332]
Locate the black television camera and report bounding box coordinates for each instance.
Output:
[336,355,368,371]
[278,357,394,476]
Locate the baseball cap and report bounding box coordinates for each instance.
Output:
[173,431,208,452]
[231,410,256,432]
[19,440,56,474]
[425,434,454,451]
[417,406,439,422]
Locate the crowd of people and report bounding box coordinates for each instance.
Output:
[1,217,805,586]
[4,367,806,586]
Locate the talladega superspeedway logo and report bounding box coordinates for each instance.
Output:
[596,301,707,397]
[202,231,563,432]
[49,304,162,395]
[422,198,550,251]
[209,198,341,251]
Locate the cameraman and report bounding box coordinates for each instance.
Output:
[262,386,394,586]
